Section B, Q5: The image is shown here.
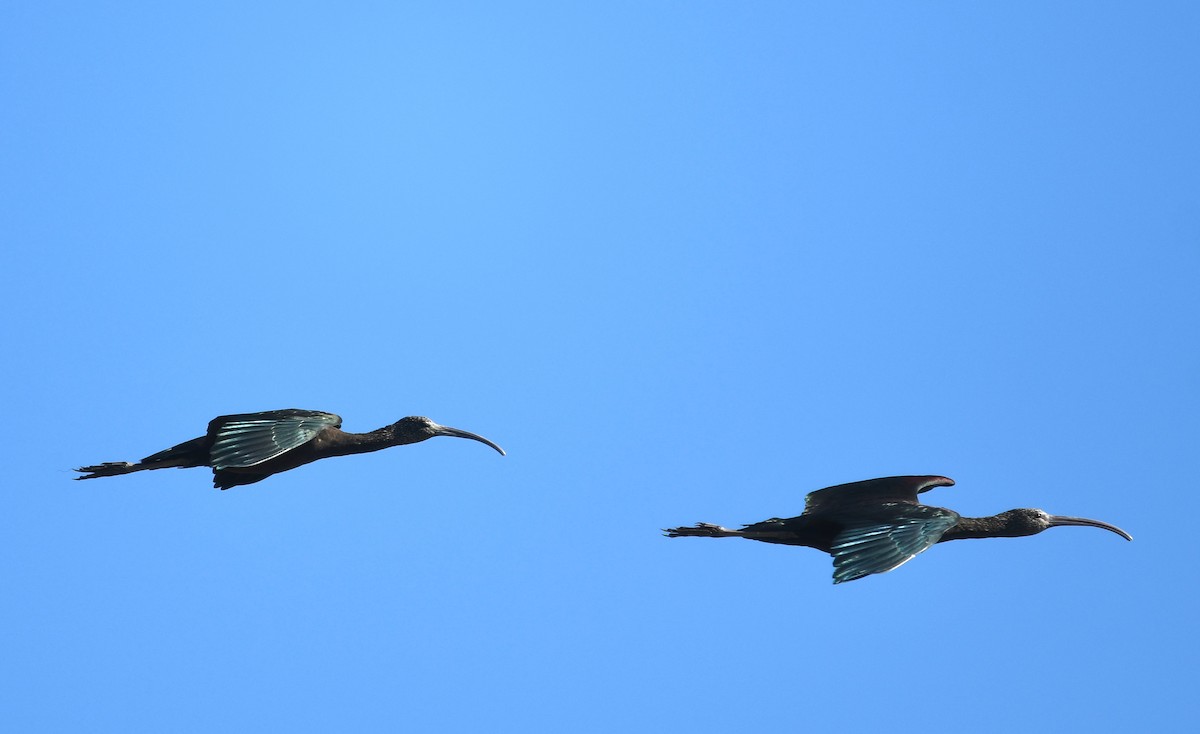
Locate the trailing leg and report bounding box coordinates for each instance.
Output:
[75,436,209,480]
[663,522,745,538]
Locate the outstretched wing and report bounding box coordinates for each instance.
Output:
[829,504,961,584]
[207,410,341,469]
[804,475,955,515]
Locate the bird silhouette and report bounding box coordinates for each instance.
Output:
[664,475,1131,584]
[75,409,505,489]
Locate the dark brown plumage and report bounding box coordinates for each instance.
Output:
[75,409,505,489]
[664,475,1131,584]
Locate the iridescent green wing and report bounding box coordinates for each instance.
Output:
[208,409,341,469]
[830,504,961,584]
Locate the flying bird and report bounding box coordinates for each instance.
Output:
[75,409,505,489]
[664,475,1131,584]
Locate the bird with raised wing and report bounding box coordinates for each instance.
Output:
[664,475,1131,584]
[76,409,505,489]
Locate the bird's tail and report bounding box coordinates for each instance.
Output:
[663,522,745,538]
[75,436,209,480]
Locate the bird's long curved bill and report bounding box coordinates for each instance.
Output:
[435,426,506,456]
[1048,515,1133,541]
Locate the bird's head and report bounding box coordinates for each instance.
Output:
[392,416,506,455]
[997,508,1132,540]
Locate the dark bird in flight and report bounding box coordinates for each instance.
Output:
[664,475,1131,584]
[75,409,505,489]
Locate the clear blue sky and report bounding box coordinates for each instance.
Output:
[3,2,1197,732]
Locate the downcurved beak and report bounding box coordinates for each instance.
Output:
[1048,515,1132,541]
[434,425,506,456]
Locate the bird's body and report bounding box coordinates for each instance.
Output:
[665,475,1131,584]
[75,409,505,489]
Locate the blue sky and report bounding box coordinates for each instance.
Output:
[2,2,1197,731]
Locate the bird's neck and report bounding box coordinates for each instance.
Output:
[939,514,1028,542]
[325,426,403,456]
